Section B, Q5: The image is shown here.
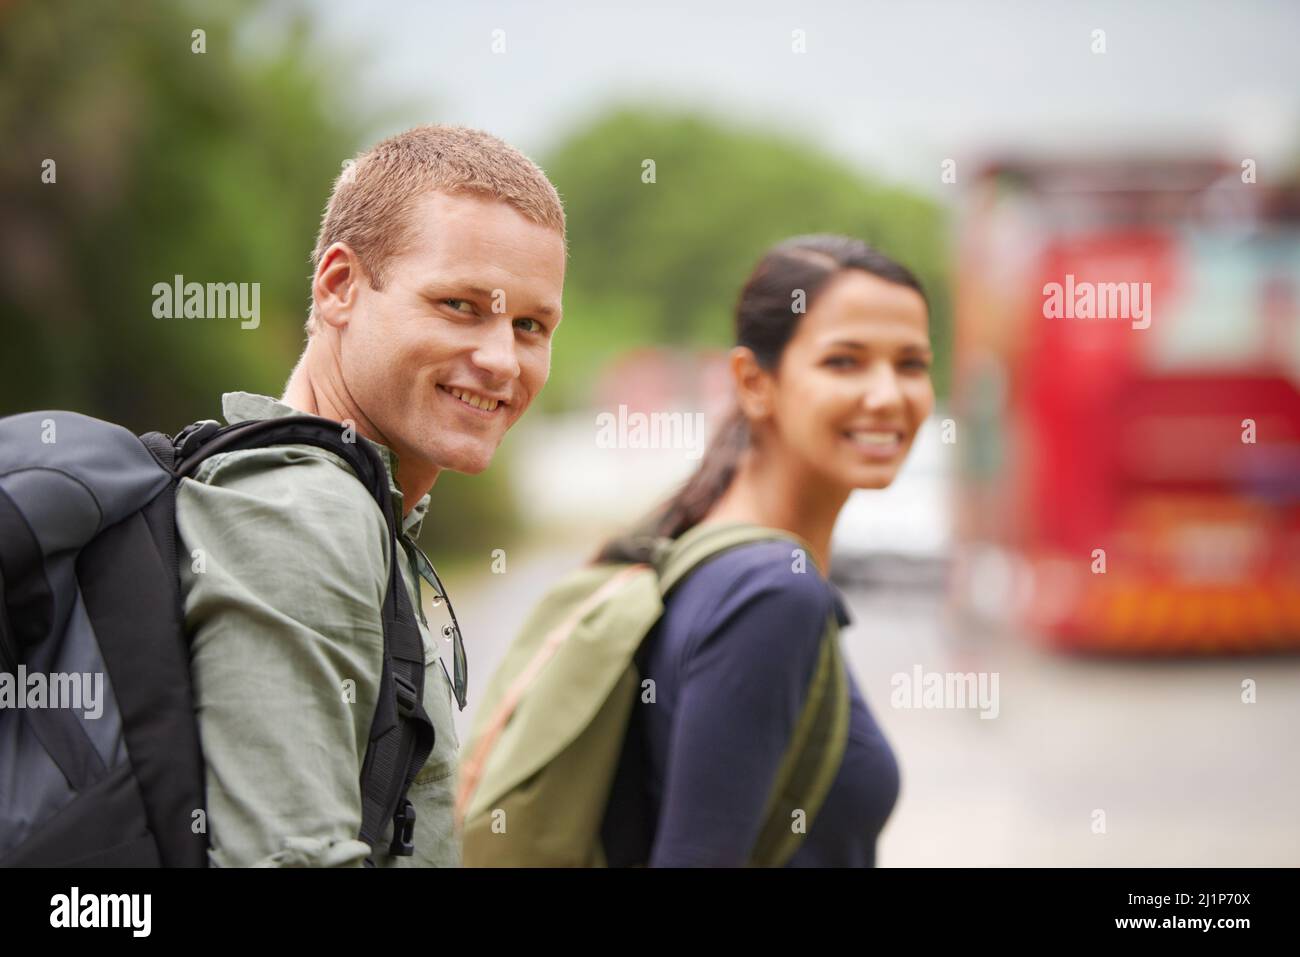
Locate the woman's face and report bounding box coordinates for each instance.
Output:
[765,269,934,492]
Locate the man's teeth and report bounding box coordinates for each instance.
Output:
[448,387,500,412]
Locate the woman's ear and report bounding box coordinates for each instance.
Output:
[730,346,773,421]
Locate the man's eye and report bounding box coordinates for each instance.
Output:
[823,355,856,369]
[443,299,475,314]
[901,358,931,373]
[514,317,543,334]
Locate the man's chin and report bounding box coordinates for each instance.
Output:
[445,459,491,476]
[431,445,496,476]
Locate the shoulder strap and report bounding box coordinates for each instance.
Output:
[748,615,850,866]
[655,521,819,596]
[173,415,435,864]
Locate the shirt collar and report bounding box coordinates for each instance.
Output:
[220,391,431,538]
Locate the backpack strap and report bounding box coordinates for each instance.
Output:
[655,522,819,596]
[0,568,13,677]
[0,485,49,666]
[173,415,435,864]
[654,521,850,867]
[748,615,850,866]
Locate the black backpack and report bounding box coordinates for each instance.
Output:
[0,410,435,866]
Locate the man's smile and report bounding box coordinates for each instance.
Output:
[438,384,508,415]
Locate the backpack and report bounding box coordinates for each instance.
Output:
[455,522,851,867]
[0,409,434,866]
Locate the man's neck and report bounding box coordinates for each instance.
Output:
[280,340,439,515]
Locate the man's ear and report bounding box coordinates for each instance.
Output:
[312,242,367,330]
[730,346,773,421]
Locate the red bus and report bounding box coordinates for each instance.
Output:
[952,157,1300,653]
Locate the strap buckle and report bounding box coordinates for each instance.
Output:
[174,419,223,460]
[389,798,416,856]
[393,673,418,718]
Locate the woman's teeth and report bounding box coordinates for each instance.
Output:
[846,430,901,449]
[447,387,500,412]
[849,430,897,442]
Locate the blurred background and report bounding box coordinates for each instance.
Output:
[3,0,1298,865]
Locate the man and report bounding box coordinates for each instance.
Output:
[177,125,566,866]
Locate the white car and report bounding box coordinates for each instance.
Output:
[830,413,954,586]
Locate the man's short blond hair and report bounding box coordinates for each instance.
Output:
[307,124,565,334]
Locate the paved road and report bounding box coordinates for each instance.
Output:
[440,540,1300,866]
[840,582,1300,866]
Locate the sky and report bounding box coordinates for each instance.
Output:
[279,0,1300,199]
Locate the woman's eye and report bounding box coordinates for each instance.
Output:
[900,358,931,373]
[823,355,856,369]
[444,299,475,314]
[514,317,543,334]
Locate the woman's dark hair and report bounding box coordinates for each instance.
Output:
[596,234,928,563]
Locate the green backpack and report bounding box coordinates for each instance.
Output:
[455,521,851,867]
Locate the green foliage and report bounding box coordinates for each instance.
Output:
[0,0,519,560]
[0,0,357,429]
[416,455,517,571]
[541,107,952,407]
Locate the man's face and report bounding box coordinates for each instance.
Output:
[336,190,566,475]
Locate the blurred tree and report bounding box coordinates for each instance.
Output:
[0,0,363,428]
[541,107,952,408]
[0,0,522,561]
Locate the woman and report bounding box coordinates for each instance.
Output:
[601,234,934,867]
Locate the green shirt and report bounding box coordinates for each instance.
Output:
[176,392,462,867]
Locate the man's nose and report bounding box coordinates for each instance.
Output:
[470,318,521,384]
[861,360,905,413]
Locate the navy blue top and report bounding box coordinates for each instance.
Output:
[603,540,900,867]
